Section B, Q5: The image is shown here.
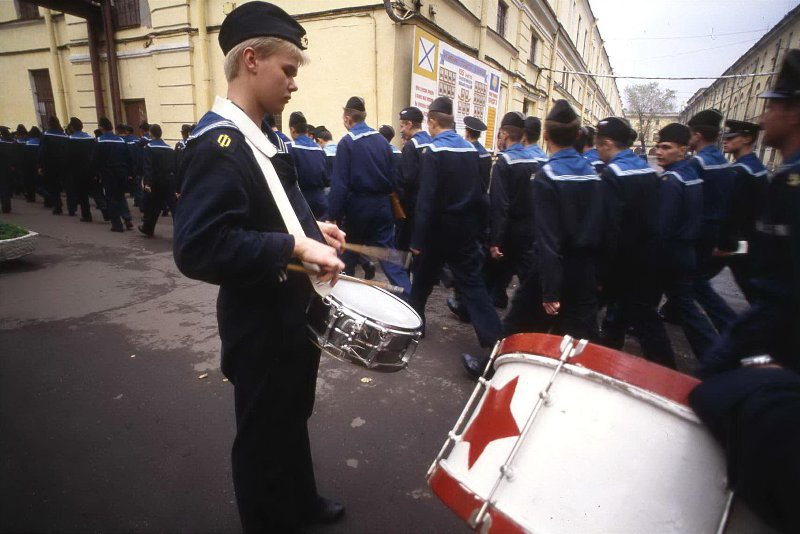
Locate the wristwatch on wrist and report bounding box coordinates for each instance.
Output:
[740,355,774,367]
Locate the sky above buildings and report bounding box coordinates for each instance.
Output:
[590,0,798,111]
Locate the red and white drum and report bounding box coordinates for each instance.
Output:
[427,333,770,533]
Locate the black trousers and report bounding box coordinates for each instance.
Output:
[141,185,177,234]
[485,237,534,307]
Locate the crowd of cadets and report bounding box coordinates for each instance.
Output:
[0,117,195,236]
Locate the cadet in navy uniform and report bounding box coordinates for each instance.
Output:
[408,96,501,376]
[487,111,541,310]
[328,95,412,294]
[39,116,69,214]
[137,124,177,237]
[654,123,718,360]
[463,116,492,191]
[395,106,432,251]
[172,4,346,530]
[686,109,738,333]
[288,111,329,219]
[0,127,13,213]
[578,126,605,174]
[66,117,103,222]
[264,112,293,149]
[95,117,134,232]
[690,50,800,534]
[11,125,28,199]
[522,116,547,161]
[717,119,768,303]
[596,117,674,368]
[23,127,41,204]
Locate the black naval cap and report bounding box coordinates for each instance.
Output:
[723,119,760,139]
[378,124,395,141]
[15,124,27,135]
[218,1,307,55]
[500,111,525,129]
[464,116,487,132]
[399,106,424,123]
[524,116,541,131]
[429,96,453,115]
[181,124,192,133]
[546,99,578,123]
[289,111,306,128]
[596,116,632,144]
[345,96,366,112]
[759,48,800,99]
[658,123,691,145]
[687,108,723,129]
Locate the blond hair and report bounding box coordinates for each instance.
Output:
[223,36,308,81]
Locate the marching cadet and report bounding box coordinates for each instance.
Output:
[328,95,411,294]
[172,3,346,529]
[39,116,69,214]
[486,111,541,311]
[288,111,329,219]
[595,116,674,368]
[690,49,800,534]
[463,116,492,191]
[686,109,738,332]
[408,96,501,378]
[0,127,13,213]
[11,125,28,198]
[23,127,41,204]
[312,126,337,175]
[138,124,177,237]
[175,124,192,172]
[378,124,402,186]
[717,119,768,303]
[522,116,548,161]
[396,106,432,250]
[264,112,293,149]
[96,117,134,232]
[654,122,718,360]
[577,125,604,174]
[67,117,102,222]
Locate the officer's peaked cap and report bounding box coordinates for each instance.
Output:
[687,108,723,129]
[464,116,487,132]
[546,99,578,123]
[399,106,424,123]
[289,111,306,128]
[218,1,307,56]
[723,119,760,139]
[429,97,453,115]
[658,123,691,145]
[596,116,631,144]
[345,96,366,112]
[759,48,800,99]
[500,111,525,129]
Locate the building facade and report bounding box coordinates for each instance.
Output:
[679,4,800,167]
[0,0,623,145]
[626,111,680,153]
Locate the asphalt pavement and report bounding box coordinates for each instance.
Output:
[0,198,746,533]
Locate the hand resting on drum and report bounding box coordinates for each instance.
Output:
[318,221,346,253]
[293,236,345,284]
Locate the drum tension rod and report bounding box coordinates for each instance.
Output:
[471,335,588,530]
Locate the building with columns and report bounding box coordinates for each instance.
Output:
[0,0,623,145]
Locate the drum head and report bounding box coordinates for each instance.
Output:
[330,279,421,330]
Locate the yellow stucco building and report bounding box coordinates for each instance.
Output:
[0,0,623,145]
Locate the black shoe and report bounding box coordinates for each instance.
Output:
[462,353,491,380]
[440,266,454,288]
[110,227,124,233]
[303,496,345,525]
[124,220,134,230]
[446,296,471,323]
[52,209,63,215]
[80,217,92,223]
[137,225,153,237]
[362,261,376,281]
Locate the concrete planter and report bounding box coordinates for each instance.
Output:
[0,230,38,262]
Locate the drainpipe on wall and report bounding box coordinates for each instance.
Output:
[43,8,69,121]
[545,28,560,116]
[195,0,212,113]
[86,16,107,121]
[101,0,123,124]
[372,11,380,122]
[478,0,490,61]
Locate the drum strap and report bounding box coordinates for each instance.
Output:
[211,96,332,297]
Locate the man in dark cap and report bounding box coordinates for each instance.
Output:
[175,123,192,170]
[328,96,411,294]
[594,116,674,367]
[409,96,501,377]
[654,122,717,361]
[10,125,28,199]
[95,117,134,232]
[716,119,768,302]
[288,110,330,219]
[576,125,604,174]
[67,117,103,222]
[0,127,14,213]
[463,116,492,190]
[522,116,547,162]
[23,127,42,205]
[503,100,604,342]
[39,116,69,215]
[395,106,432,251]
[690,49,800,534]
[138,124,177,237]
[172,3,346,530]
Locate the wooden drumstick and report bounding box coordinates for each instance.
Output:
[286,264,405,295]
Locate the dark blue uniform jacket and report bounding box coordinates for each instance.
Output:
[582,147,605,175]
[95,132,131,191]
[39,128,69,175]
[489,142,540,245]
[67,131,96,178]
[718,152,768,252]
[472,140,493,192]
[690,145,734,222]
[143,138,177,189]
[399,131,433,212]
[290,134,328,191]
[659,158,704,243]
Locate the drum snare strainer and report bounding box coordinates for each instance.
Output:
[306,278,422,372]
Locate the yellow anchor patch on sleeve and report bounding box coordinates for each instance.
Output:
[217,134,232,148]
[787,173,800,187]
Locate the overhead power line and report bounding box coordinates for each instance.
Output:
[605,28,769,41]
[544,68,777,80]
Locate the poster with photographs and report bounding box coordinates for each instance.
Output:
[411,26,502,150]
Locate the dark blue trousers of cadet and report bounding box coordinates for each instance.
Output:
[410,216,501,348]
[659,243,719,360]
[301,188,328,221]
[341,195,411,296]
[104,175,129,230]
[693,222,738,332]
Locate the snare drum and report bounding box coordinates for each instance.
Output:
[307,278,421,372]
[427,333,771,533]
